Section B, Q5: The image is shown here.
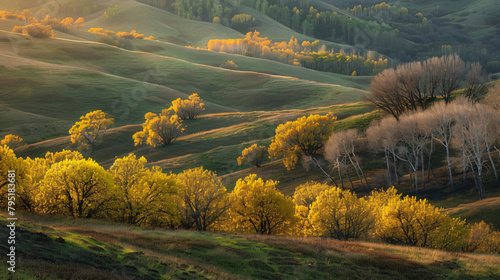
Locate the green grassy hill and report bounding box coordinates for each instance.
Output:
[2,214,500,280]
[0,28,371,185]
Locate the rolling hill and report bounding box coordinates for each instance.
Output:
[1,1,500,279]
[2,214,500,280]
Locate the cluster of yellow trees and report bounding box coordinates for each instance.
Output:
[4,9,84,38]
[0,134,24,150]
[1,145,498,252]
[207,31,389,75]
[133,93,205,147]
[63,94,204,151]
[88,28,154,47]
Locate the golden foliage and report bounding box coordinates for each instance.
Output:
[41,15,84,32]
[69,110,114,151]
[133,108,184,147]
[36,158,114,218]
[44,150,83,164]
[171,93,205,120]
[309,187,375,240]
[1,134,24,150]
[13,23,55,38]
[0,10,25,21]
[293,181,332,236]
[220,60,239,69]
[176,167,230,231]
[6,9,83,36]
[116,30,144,39]
[227,174,295,234]
[19,150,84,211]
[269,113,336,170]
[237,144,267,167]
[207,31,389,75]
[463,222,500,253]
[109,154,179,225]
[0,146,29,210]
[376,195,466,248]
[293,181,331,208]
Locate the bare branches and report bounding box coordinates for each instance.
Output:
[365,54,466,119]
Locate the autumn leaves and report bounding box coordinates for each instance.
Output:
[66,94,204,151]
[133,93,205,147]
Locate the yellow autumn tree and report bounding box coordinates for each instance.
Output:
[133,108,184,147]
[176,167,230,231]
[268,113,336,170]
[376,195,467,248]
[69,110,114,151]
[44,149,84,164]
[228,174,295,234]
[109,154,179,226]
[293,181,331,236]
[1,134,24,150]
[171,93,205,120]
[463,221,500,253]
[18,150,84,211]
[12,23,55,38]
[0,146,28,210]
[309,187,375,240]
[237,144,267,167]
[36,158,114,218]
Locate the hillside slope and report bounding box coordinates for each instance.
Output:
[2,214,500,280]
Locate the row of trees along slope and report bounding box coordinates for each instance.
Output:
[233,54,499,200]
[1,145,499,253]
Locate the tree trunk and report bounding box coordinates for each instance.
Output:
[414,157,419,194]
[487,148,498,182]
[445,144,454,189]
[348,154,364,187]
[463,149,467,183]
[385,150,393,187]
[337,159,344,190]
[344,161,355,190]
[312,157,339,188]
[421,152,425,190]
[392,151,399,183]
[427,139,434,183]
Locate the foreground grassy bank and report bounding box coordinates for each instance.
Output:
[1,214,499,279]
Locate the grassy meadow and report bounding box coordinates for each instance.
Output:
[2,214,500,280]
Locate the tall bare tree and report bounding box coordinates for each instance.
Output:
[364,68,408,120]
[422,56,441,99]
[452,102,500,199]
[394,112,432,193]
[464,62,489,102]
[325,129,367,188]
[366,117,399,186]
[436,54,465,103]
[425,101,456,188]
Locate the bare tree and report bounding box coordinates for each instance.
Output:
[394,112,432,193]
[464,62,490,102]
[325,129,368,188]
[425,101,456,188]
[452,102,500,199]
[396,62,429,110]
[422,56,441,99]
[366,117,399,186]
[436,54,465,103]
[364,68,408,120]
[483,84,500,111]
[365,54,465,119]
